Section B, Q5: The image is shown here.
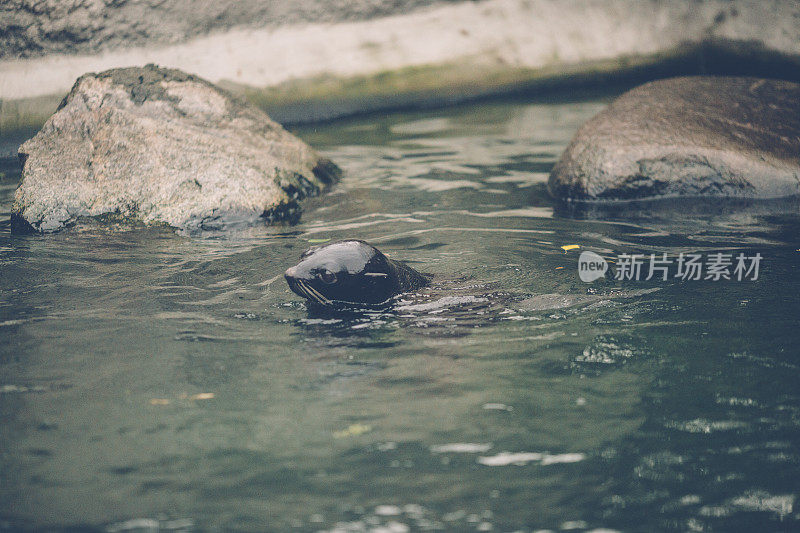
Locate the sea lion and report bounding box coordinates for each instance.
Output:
[284,240,430,306]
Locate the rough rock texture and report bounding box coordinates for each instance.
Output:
[12,64,340,232]
[4,0,800,115]
[548,76,800,201]
[0,0,455,60]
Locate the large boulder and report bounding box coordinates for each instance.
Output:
[12,64,340,232]
[548,76,800,201]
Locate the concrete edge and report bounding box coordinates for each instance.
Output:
[1,0,800,145]
[4,39,800,138]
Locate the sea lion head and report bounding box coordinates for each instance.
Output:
[284,240,397,305]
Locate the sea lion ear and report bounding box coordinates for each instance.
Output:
[300,246,320,260]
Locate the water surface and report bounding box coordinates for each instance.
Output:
[1,94,799,532]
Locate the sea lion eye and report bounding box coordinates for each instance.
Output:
[319,270,337,284]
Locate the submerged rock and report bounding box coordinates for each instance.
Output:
[549,76,800,201]
[12,64,340,232]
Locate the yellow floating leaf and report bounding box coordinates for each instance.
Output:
[308,238,331,244]
[561,245,580,252]
[333,423,373,438]
[190,392,215,400]
[149,398,171,406]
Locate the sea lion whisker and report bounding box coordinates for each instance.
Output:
[293,280,314,301]
[295,280,316,302]
[301,281,331,304]
[297,280,326,304]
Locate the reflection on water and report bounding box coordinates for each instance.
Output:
[1,94,799,531]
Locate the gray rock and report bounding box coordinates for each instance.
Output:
[12,64,340,232]
[548,76,800,201]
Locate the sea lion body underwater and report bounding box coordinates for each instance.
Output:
[284,240,430,306]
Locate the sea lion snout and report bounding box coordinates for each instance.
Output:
[284,265,299,280]
[284,266,309,297]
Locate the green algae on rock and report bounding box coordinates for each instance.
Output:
[11,64,340,232]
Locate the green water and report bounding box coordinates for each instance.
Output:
[1,94,799,532]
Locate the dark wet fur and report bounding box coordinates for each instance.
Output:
[285,240,430,306]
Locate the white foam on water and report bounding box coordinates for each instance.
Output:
[730,491,794,518]
[478,452,586,466]
[482,403,513,411]
[106,518,159,532]
[430,443,493,453]
[478,452,544,466]
[665,418,750,434]
[397,296,488,312]
[541,453,587,465]
[0,384,46,394]
[560,521,588,530]
[374,505,402,516]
